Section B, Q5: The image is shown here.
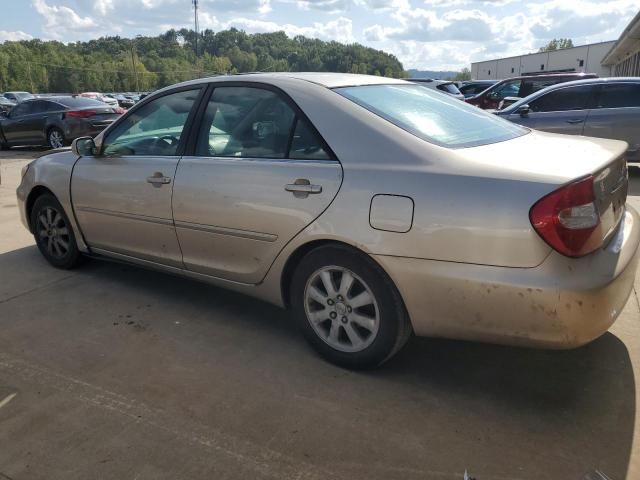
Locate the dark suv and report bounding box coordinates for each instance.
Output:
[466,73,597,109]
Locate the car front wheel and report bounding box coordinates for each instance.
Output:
[31,194,82,269]
[291,245,412,369]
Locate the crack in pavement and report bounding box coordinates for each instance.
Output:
[0,273,76,305]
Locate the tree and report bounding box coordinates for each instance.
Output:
[538,38,574,52]
[452,67,471,81]
[0,28,406,92]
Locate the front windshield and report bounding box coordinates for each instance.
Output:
[336,84,527,148]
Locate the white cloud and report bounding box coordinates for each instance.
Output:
[33,0,97,39]
[0,30,34,42]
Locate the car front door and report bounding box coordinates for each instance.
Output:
[1,102,33,145]
[510,84,597,134]
[172,85,343,284]
[71,87,203,267]
[583,82,640,161]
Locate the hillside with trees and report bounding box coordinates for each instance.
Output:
[0,28,406,93]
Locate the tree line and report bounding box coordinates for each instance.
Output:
[0,28,407,93]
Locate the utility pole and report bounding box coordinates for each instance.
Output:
[193,0,199,57]
[27,62,34,93]
[131,45,139,92]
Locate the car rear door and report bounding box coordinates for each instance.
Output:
[71,87,203,267]
[583,82,640,161]
[23,100,52,144]
[172,84,343,284]
[513,84,597,134]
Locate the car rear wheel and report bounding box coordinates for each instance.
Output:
[47,128,65,149]
[291,244,412,369]
[31,194,82,269]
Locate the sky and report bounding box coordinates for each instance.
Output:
[0,0,637,71]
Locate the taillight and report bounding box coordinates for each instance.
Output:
[65,110,96,118]
[529,175,602,257]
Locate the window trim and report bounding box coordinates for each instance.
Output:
[528,84,601,113]
[99,84,207,157]
[184,81,338,162]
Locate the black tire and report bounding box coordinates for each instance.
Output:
[0,138,9,150]
[291,244,412,369]
[47,127,65,149]
[30,194,83,269]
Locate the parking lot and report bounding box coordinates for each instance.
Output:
[2,149,640,480]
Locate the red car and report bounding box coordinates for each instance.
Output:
[466,73,597,109]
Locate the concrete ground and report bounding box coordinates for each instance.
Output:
[1,149,640,480]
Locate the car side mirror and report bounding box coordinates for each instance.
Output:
[72,136,97,156]
[517,104,530,116]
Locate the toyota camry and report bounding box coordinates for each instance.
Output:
[16,73,639,368]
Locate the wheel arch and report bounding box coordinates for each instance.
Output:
[279,239,405,312]
[25,185,57,233]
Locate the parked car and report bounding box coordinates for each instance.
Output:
[80,92,119,108]
[466,73,598,109]
[459,80,497,98]
[111,94,135,109]
[410,78,465,100]
[15,73,639,368]
[0,96,122,149]
[496,77,640,162]
[3,91,34,103]
[0,95,14,114]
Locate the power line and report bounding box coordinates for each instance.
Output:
[19,60,225,76]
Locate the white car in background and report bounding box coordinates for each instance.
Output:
[410,78,465,100]
[80,92,119,108]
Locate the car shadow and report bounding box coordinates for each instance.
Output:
[0,245,635,480]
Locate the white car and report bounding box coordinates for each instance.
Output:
[410,79,465,100]
[79,92,119,108]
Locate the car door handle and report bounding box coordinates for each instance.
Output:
[147,172,171,187]
[285,181,322,195]
[566,119,584,124]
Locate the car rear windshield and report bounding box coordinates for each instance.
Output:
[54,97,107,108]
[335,84,527,148]
[437,83,461,95]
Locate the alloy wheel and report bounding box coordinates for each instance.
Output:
[49,130,64,148]
[37,206,71,259]
[304,266,380,353]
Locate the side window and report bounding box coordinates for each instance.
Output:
[29,100,48,114]
[10,102,31,117]
[289,118,331,160]
[196,86,295,158]
[597,84,640,109]
[492,80,521,98]
[529,85,595,113]
[103,89,200,156]
[521,78,560,97]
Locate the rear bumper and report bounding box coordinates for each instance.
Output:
[375,205,640,349]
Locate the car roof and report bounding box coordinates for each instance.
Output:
[165,72,409,91]
[497,73,596,82]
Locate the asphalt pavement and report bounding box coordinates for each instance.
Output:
[2,149,640,480]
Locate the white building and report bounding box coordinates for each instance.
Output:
[471,41,616,80]
[601,10,640,77]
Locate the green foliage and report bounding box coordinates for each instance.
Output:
[451,67,471,81]
[0,28,406,93]
[538,38,574,52]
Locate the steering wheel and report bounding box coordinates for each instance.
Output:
[153,134,179,148]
